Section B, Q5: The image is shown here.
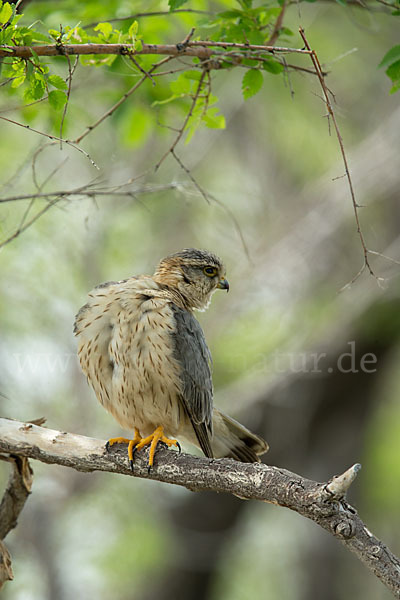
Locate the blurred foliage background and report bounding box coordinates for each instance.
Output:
[0,0,399,599]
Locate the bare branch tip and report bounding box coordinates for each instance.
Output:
[325,463,362,498]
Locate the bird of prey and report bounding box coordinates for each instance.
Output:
[74,248,268,470]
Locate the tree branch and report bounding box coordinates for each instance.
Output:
[0,417,399,596]
[0,41,311,60]
[0,454,33,540]
[0,451,33,589]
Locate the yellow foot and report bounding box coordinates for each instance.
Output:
[106,427,181,473]
[133,426,181,473]
[106,429,142,465]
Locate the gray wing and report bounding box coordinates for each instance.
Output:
[170,304,214,458]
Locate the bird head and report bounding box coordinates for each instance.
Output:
[153,248,229,310]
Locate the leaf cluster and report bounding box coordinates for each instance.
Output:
[0,0,398,147]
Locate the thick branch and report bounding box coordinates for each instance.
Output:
[0,41,310,60]
[0,418,399,595]
[0,453,33,590]
[0,454,33,539]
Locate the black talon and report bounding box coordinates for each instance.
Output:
[105,441,110,452]
[176,441,182,455]
[147,464,152,475]
[129,444,139,471]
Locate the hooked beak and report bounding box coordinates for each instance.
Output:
[217,277,229,292]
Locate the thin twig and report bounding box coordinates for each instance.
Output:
[188,40,311,55]
[367,250,400,266]
[208,192,252,262]
[59,55,79,146]
[267,0,287,44]
[127,55,156,86]
[0,182,181,203]
[170,151,251,261]
[74,55,174,143]
[374,0,400,8]
[171,150,210,205]
[299,27,378,286]
[84,9,214,30]
[155,69,207,171]
[0,116,99,168]
[0,197,60,249]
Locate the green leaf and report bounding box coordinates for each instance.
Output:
[48,28,61,41]
[11,75,25,88]
[386,59,400,80]
[263,59,284,74]
[183,70,202,81]
[390,80,400,94]
[128,20,138,39]
[134,39,143,52]
[169,73,192,95]
[48,75,68,90]
[202,107,226,129]
[168,0,189,9]
[31,73,46,98]
[31,31,52,43]
[0,2,13,26]
[48,90,67,109]
[24,76,46,101]
[242,69,263,100]
[379,45,400,68]
[185,118,201,144]
[0,27,13,44]
[94,22,113,38]
[30,49,39,64]
[386,59,400,93]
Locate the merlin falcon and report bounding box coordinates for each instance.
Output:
[74,249,268,469]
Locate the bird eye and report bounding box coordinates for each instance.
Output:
[203,266,217,277]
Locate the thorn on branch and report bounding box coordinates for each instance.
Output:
[325,463,362,499]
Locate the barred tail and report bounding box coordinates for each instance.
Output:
[211,409,269,463]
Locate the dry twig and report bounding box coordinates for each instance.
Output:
[74,55,174,143]
[298,27,383,289]
[155,69,207,171]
